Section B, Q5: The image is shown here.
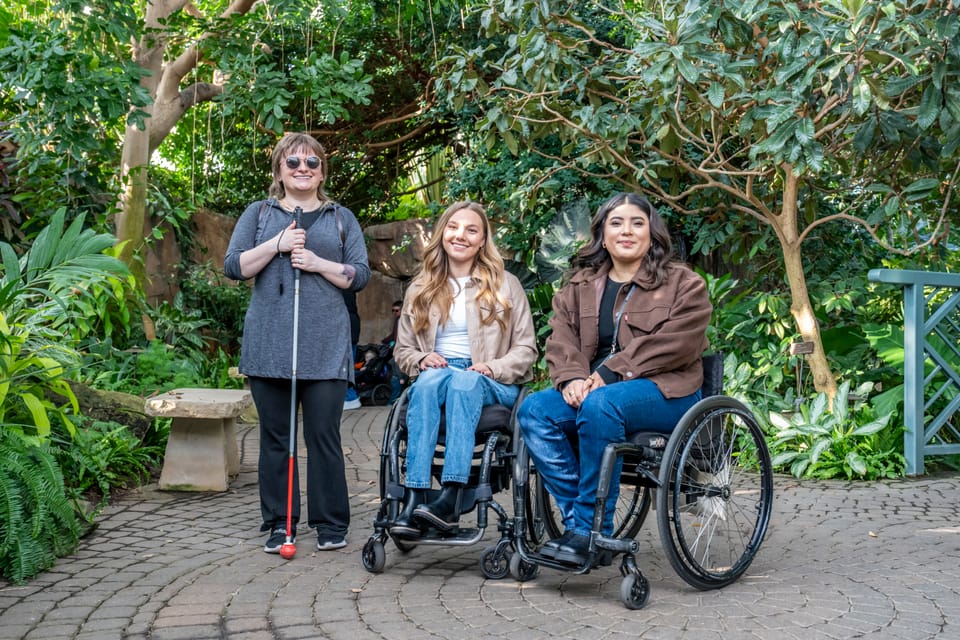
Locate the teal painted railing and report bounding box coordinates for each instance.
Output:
[868,269,960,475]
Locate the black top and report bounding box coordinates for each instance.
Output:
[590,276,622,375]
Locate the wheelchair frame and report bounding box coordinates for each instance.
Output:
[361,388,540,573]
[502,354,775,608]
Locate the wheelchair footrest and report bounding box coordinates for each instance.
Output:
[400,527,487,546]
[594,534,640,555]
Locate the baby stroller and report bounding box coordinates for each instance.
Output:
[354,343,393,406]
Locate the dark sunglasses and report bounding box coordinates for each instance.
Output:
[285,155,321,170]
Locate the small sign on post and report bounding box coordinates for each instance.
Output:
[789,341,815,356]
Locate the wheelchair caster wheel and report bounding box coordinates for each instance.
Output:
[620,572,650,610]
[479,545,511,580]
[362,539,385,573]
[509,551,539,582]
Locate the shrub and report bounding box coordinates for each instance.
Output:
[768,380,904,480]
[54,417,164,511]
[0,208,132,582]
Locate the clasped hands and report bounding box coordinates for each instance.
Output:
[418,352,493,377]
[278,223,313,270]
[561,371,606,408]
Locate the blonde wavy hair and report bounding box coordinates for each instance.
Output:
[409,201,511,333]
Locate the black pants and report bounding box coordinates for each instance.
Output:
[250,377,349,537]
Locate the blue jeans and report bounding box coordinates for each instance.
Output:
[345,345,358,401]
[405,358,520,488]
[518,378,700,536]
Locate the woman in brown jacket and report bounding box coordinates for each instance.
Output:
[518,192,712,565]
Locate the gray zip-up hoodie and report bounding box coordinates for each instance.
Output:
[224,199,370,381]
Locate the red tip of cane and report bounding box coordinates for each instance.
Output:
[280,542,296,560]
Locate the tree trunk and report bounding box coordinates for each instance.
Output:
[115,0,168,281]
[772,169,839,404]
[114,0,254,278]
[118,126,150,284]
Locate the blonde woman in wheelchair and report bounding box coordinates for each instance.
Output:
[389,201,537,538]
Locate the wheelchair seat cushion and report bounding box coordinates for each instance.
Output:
[627,431,669,450]
[397,402,515,438]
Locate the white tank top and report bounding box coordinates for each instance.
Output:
[434,276,473,359]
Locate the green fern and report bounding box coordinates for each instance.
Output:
[0,431,79,584]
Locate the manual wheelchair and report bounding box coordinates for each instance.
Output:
[360,386,548,573]
[361,354,774,610]
[491,352,774,609]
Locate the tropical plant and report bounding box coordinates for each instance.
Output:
[0,208,131,437]
[54,417,163,511]
[769,380,902,480]
[82,340,203,398]
[0,208,132,583]
[177,265,250,356]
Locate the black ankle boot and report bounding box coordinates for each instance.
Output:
[413,483,464,531]
[389,488,426,539]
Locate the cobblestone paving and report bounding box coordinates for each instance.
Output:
[1,406,958,639]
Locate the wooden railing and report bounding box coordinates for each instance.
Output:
[868,269,960,475]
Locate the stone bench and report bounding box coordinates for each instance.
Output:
[145,388,253,491]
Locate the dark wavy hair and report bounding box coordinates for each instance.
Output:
[573,192,674,286]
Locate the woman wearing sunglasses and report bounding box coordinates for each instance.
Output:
[225,132,370,554]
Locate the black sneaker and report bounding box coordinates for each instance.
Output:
[316,533,347,550]
[264,527,295,554]
[540,530,576,558]
[552,533,613,567]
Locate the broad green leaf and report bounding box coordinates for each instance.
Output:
[771,451,799,467]
[917,84,939,130]
[707,81,724,108]
[768,411,792,429]
[851,414,892,436]
[20,392,51,438]
[809,438,832,464]
[845,451,867,476]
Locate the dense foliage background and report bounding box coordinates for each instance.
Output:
[1,0,959,583]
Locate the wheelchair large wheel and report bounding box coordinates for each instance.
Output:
[656,395,773,590]
[532,467,651,541]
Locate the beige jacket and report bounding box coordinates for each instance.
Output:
[394,272,538,384]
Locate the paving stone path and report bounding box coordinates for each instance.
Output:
[1,406,958,639]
